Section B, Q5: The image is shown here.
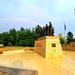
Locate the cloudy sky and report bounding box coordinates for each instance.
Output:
[0,0,75,36]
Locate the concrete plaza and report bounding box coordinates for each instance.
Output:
[0,50,75,75]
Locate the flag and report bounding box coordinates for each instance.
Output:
[64,23,66,30]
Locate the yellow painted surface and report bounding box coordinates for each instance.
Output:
[0,50,75,75]
[34,36,63,58]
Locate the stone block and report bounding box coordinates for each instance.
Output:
[34,36,63,58]
[0,66,38,75]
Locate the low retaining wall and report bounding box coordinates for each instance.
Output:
[62,42,75,51]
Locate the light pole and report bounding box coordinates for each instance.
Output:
[74,8,75,15]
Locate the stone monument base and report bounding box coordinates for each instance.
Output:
[34,36,63,58]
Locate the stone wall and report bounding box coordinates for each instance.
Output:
[34,37,46,57]
[62,42,75,51]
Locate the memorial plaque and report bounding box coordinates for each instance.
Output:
[52,43,56,47]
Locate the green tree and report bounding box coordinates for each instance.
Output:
[52,27,54,35]
[67,31,74,44]
[20,27,25,32]
[18,28,35,46]
[9,28,18,46]
[60,37,67,44]
[17,29,26,46]
[58,33,67,44]
[35,25,42,38]
[0,34,3,44]
[1,32,10,46]
[67,31,73,39]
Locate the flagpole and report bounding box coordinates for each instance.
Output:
[64,22,66,44]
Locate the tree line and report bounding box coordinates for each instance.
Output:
[0,22,54,47]
[58,31,75,44]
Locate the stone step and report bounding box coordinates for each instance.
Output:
[3,50,24,55]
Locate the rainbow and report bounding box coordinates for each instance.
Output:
[0,17,43,26]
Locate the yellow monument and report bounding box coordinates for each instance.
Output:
[34,36,63,58]
[34,22,63,58]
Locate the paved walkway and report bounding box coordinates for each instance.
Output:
[0,50,75,75]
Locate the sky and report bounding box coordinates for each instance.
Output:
[0,0,75,36]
